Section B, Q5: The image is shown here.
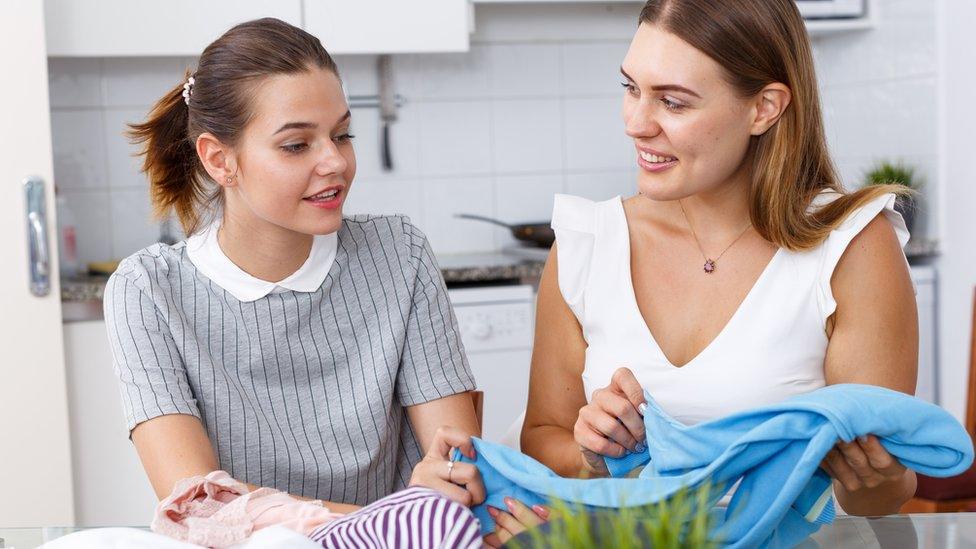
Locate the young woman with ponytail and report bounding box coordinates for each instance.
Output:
[497,0,919,540]
[105,17,486,521]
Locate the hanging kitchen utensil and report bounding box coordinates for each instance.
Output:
[378,54,396,171]
[455,213,555,248]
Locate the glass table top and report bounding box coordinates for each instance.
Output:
[2,513,976,548]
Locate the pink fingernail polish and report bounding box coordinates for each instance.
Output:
[487,506,499,518]
[533,505,550,519]
[504,497,515,512]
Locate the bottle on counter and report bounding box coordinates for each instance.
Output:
[56,187,80,278]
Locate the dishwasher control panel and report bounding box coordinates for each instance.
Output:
[449,284,535,353]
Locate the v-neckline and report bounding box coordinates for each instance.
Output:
[616,198,783,370]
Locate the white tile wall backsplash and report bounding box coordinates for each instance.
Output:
[103,108,147,189]
[417,100,494,177]
[486,43,561,98]
[491,99,563,173]
[563,96,631,171]
[821,77,937,161]
[47,58,103,108]
[561,42,632,96]
[334,54,379,97]
[399,46,492,101]
[51,110,109,190]
[423,177,495,254]
[101,58,185,107]
[48,1,939,263]
[342,179,425,226]
[348,104,423,180]
[110,187,157,259]
[493,173,564,249]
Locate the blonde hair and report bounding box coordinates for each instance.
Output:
[640,0,910,251]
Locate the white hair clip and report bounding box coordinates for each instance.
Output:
[182,76,195,106]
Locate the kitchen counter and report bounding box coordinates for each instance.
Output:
[59,236,937,322]
[60,251,546,322]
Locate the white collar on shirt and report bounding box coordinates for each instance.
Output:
[185,221,338,302]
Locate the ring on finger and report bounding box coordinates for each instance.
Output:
[446,460,455,483]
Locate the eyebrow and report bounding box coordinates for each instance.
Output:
[620,67,701,99]
[273,110,352,135]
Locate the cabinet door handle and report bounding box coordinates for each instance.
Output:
[24,176,51,297]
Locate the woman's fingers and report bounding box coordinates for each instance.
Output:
[610,367,647,411]
[823,437,906,493]
[428,426,476,460]
[825,447,863,492]
[574,421,626,458]
[592,390,645,447]
[442,461,486,505]
[489,506,527,541]
[858,436,906,477]
[503,497,547,528]
[409,457,484,506]
[430,477,475,506]
[582,404,638,450]
[819,458,835,478]
[838,440,885,488]
[496,525,515,545]
[483,532,503,548]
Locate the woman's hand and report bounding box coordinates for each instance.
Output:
[483,497,550,547]
[820,435,908,493]
[409,426,486,507]
[573,367,647,475]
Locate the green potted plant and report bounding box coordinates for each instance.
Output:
[510,484,717,549]
[863,160,922,234]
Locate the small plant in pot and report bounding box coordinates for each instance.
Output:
[509,484,718,549]
[863,160,922,234]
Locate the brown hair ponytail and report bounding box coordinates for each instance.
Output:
[127,18,339,236]
[640,0,911,251]
[128,69,212,236]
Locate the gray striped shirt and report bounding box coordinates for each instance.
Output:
[104,215,476,505]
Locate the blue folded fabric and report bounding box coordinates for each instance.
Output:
[456,384,973,548]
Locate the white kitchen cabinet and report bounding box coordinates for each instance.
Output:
[44,0,302,57]
[45,0,469,57]
[303,0,470,54]
[63,321,158,526]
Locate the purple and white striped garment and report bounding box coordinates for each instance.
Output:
[309,487,482,548]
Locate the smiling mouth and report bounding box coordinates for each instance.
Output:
[638,151,677,164]
[304,188,341,201]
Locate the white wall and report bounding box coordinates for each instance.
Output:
[934,0,976,422]
[814,0,938,239]
[49,2,939,263]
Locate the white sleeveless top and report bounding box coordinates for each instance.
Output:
[552,192,910,426]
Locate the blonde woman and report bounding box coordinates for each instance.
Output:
[496,0,917,541]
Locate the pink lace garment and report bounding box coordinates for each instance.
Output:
[151,470,342,547]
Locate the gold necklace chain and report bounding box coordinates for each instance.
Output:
[678,200,752,274]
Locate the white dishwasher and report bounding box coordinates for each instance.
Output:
[447,284,535,444]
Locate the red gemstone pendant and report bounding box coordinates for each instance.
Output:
[703,259,716,274]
